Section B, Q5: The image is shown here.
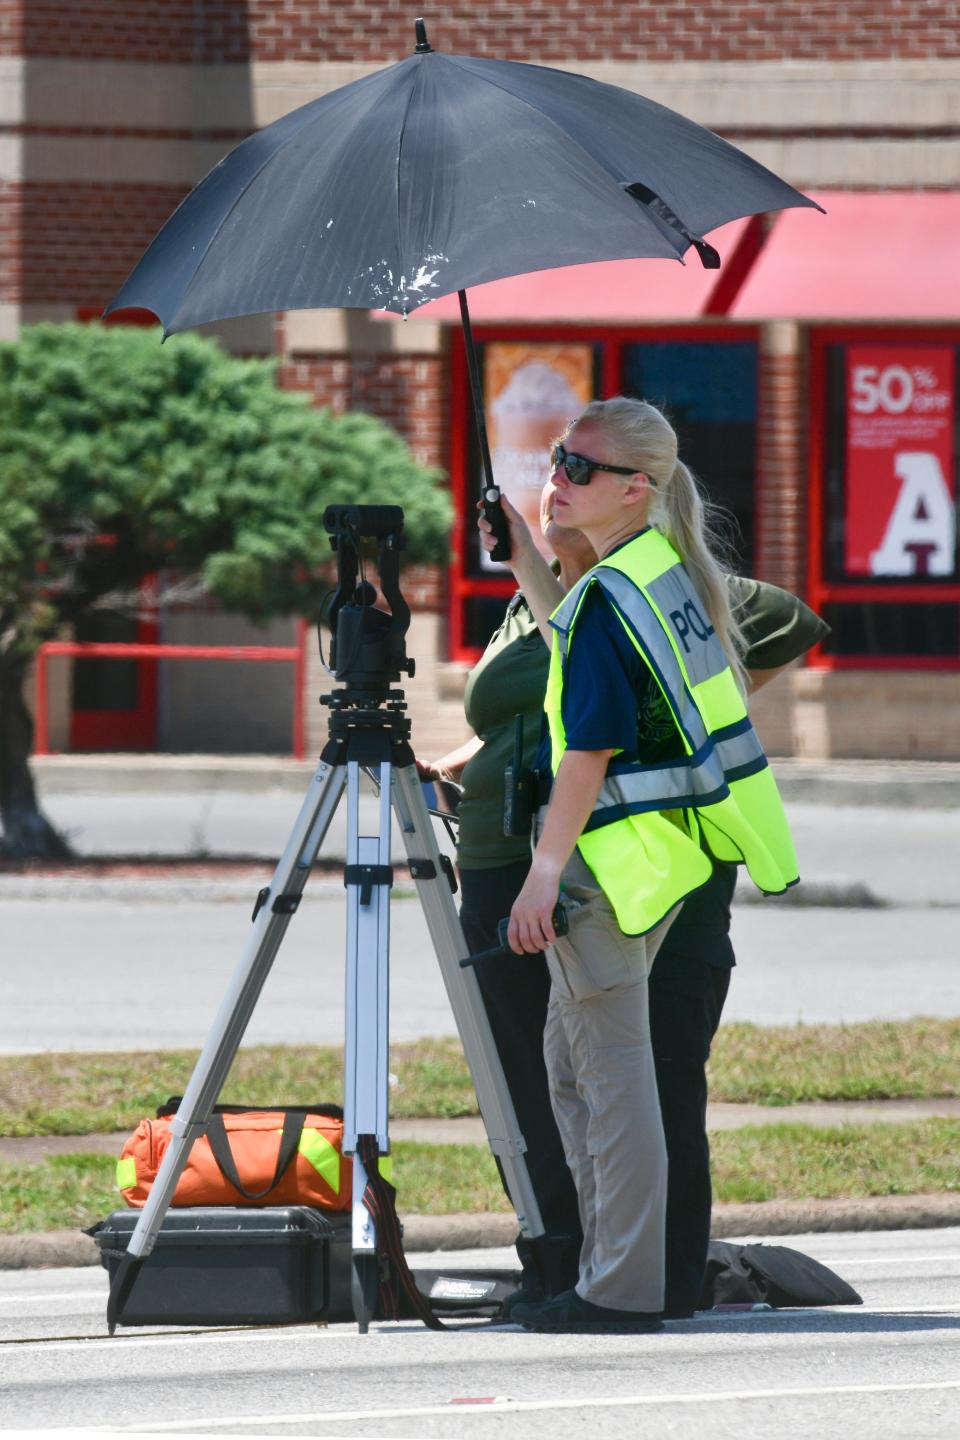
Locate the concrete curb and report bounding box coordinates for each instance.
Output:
[0,872,907,910]
[707,1192,960,1237]
[4,1194,960,1270]
[0,1230,99,1270]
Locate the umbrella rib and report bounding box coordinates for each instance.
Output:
[392,61,427,302]
[441,56,689,258]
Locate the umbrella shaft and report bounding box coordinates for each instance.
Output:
[458,290,495,492]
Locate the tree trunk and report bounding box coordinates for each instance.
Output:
[0,658,72,859]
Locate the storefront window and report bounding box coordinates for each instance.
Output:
[460,595,518,651]
[448,329,759,661]
[813,334,960,668]
[462,340,601,582]
[824,343,957,584]
[820,602,959,658]
[622,340,758,573]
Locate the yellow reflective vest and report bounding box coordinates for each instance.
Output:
[545,528,799,935]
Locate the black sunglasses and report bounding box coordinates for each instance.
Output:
[550,441,641,487]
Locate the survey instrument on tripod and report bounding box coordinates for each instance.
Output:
[105,504,544,1336]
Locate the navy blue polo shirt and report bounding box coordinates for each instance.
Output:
[561,583,653,754]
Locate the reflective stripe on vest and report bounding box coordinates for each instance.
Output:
[591,718,767,828]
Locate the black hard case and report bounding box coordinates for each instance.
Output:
[91,1206,353,1326]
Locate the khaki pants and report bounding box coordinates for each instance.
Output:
[543,847,676,1313]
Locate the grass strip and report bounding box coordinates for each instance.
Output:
[709,1119,960,1203]
[1,1122,957,1235]
[708,1018,960,1105]
[1,1019,958,1137]
[0,1039,474,1137]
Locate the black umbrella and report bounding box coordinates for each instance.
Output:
[107,17,820,553]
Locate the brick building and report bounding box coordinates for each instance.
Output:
[7,3,960,759]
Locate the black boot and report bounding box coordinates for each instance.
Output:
[513,1288,663,1335]
[500,1234,582,1318]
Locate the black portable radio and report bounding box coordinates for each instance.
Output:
[502,714,537,837]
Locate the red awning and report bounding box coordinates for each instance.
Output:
[730,192,960,320]
[392,218,749,323]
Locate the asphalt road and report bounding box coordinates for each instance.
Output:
[3,796,958,1052]
[2,892,959,1053]
[1,1228,958,1437]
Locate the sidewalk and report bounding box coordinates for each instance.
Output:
[4,1097,960,1163]
[32,752,960,807]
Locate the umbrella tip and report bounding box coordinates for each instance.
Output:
[414,18,432,52]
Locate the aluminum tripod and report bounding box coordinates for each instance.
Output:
[105,684,545,1335]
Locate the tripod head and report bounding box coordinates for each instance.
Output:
[322,505,414,707]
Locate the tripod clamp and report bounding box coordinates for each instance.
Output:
[251,887,301,921]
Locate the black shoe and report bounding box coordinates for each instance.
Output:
[512,1287,663,1334]
[499,1235,581,1319]
[498,1286,535,1319]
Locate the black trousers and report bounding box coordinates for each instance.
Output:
[459,859,735,1315]
[460,861,583,1250]
[649,959,730,1315]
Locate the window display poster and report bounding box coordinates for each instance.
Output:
[482,342,595,568]
[845,347,956,577]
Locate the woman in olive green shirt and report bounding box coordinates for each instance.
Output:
[423,490,828,1316]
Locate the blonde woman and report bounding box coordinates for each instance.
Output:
[479,397,798,1334]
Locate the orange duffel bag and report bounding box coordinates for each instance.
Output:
[117,1100,351,1212]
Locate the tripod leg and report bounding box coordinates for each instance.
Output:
[342,759,392,1332]
[106,760,347,1333]
[351,1252,380,1336]
[391,764,545,1243]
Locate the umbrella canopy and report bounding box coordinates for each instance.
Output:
[107,22,819,332]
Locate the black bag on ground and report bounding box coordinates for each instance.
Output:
[395,1268,520,1319]
[700,1240,863,1309]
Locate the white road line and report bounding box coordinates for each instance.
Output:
[831,1303,960,1314]
[75,1378,960,1433]
[826,1254,960,1266]
[5,1303,960,1354]
[1,1325,327,1355]
[0,1292,105,1305]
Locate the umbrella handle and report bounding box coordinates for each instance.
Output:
[482,486,512,562]
[458,289,511,561]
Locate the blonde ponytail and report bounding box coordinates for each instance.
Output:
[575,397,747,693]
[653,457,747,695]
